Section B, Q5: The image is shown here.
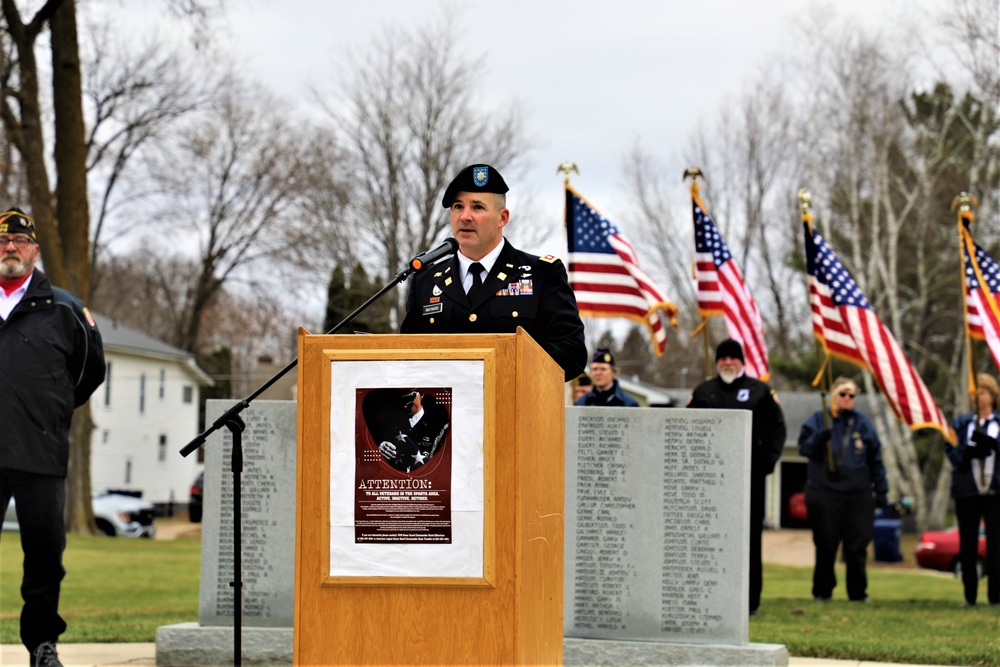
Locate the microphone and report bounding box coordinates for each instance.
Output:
[409,238,458,271]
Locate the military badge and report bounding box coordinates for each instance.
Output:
[497,272,507,281]
[445,277,452,286]
[473,166,489,187]
[539,254,558,263]
[432,285,442,296]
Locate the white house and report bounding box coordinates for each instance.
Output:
[90,313,214,512]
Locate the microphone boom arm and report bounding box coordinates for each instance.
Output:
[180,239,457,457]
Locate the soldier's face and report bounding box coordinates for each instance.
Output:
[589,363,615,391]
[0,236,39,279]
[450,192,509,261]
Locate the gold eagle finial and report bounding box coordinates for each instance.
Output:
[557,162,579,183]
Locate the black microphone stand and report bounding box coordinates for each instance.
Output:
[179,249,450,667]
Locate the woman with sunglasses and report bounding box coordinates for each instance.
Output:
[947,373,1000,607]
[797,377,888,602]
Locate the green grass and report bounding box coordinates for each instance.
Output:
[1,532,200,642]
[754,563,1000,666]
[2,530,999,666]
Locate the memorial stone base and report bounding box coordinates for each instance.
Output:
[565,637,788,666]
[156,624,292,667]
[155,630,787,667]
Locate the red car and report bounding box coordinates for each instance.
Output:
[914,524,987,578]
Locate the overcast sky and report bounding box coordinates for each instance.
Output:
[109,0,944,264]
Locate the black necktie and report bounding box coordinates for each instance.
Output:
[467,262,485,302]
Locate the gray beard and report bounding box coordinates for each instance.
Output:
[719,370,739,385]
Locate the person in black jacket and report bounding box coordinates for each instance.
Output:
[400,164,587,382]
[0,209,106,667]
[797,376,888,602]
[688,338,786,615]
[947,373,1000,607]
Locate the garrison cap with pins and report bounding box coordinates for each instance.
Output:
[0,208,37,240]
[441,164,509,208]
[590,348,616,366]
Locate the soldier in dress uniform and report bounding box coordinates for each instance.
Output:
[400,164,586,381]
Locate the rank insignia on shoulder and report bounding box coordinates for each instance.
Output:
[539,254,558,263]
[83,307,96,327]
[771,389,781,404]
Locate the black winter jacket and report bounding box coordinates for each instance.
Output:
[0,271,105,476]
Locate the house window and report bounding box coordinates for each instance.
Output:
[125,460,132,484]
[183,385,194,404]
[139,373,146,414]
[159,369,165,399]
[158,434,167,462]
[104,362,112,406]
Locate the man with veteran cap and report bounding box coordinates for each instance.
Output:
[688,338,786,616]
[575,348,638,406]
[400,164,586,381]
[0,208,106,667]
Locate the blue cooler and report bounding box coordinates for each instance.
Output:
[873,509,902,563]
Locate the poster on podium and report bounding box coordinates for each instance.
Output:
[328,359,485,579]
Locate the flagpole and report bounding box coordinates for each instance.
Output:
[559,161,581,393]
[954,191,981,409]
[799,188,833,429]
[954,191,988,485]
[684,167,714,379]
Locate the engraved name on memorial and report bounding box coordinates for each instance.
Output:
[565,407,750,645]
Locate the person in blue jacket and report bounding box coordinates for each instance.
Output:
[574,348,638,407]
[947,373,1000,607]
[798,376,888,602]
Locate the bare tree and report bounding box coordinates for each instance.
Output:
[135,75,318,353]
[321,13,531,328]
[82,22,214,280]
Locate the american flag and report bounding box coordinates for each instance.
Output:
[805,223,953,442]
[960,218,1000,371]
[693,195,770,381]
[565,185,678,356]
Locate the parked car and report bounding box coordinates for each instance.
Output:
[189,471,204,523]
[2,492,156,538]
[914,523,987,579]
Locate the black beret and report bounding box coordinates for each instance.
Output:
[591,348,616,366]
[715,338,744,363]
[0,209,37,241]
[441,164,509,208]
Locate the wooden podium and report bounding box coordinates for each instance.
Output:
[295,329,566,665]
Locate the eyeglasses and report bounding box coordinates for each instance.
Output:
[838,392,856,399]
[0,235,35,248]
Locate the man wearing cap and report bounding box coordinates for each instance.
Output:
[400,164,586,381]
[0,209,106,667]
[688,338,786,616]
[575,348,638,406]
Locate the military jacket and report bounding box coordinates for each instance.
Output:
[400,240,586,381]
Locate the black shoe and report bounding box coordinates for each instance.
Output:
[749,608,759,616]
[32,642,63,667]
[813,595,831,601]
